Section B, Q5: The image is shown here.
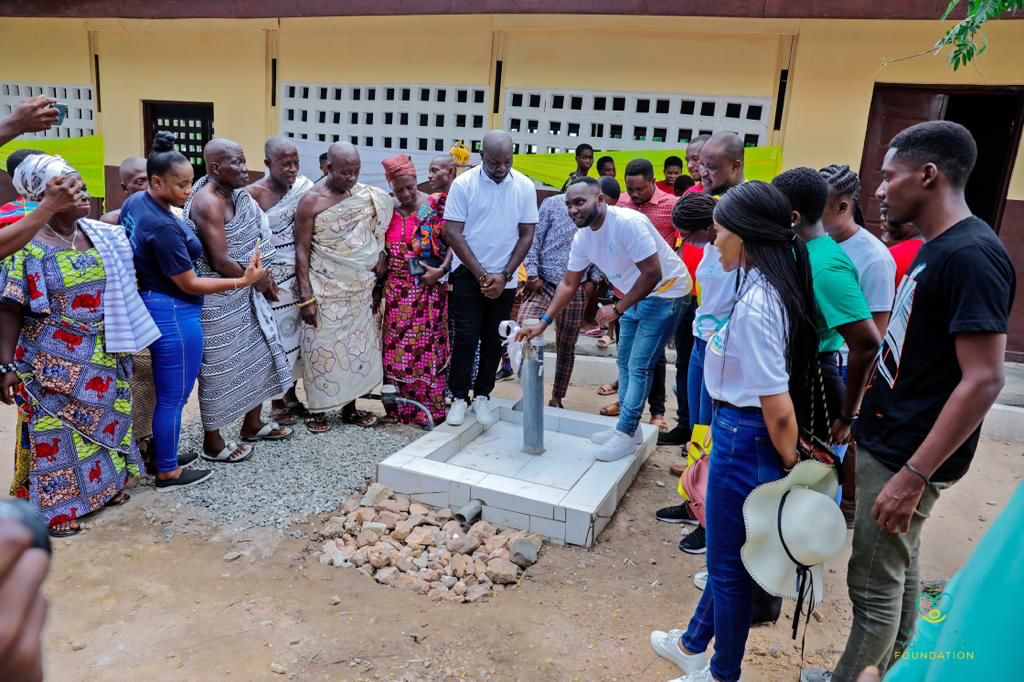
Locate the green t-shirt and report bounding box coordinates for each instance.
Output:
[806,236,871,352]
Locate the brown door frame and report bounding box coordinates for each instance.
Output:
[860,83,1024,233]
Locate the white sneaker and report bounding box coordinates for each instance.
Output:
[590,427,643,446]
[472,396,498,427]
[693,570,708,591]
[650,629,708,676]
[446,399,468,426]
[668,666,713,682]
[594,430,637,461]
[800,669,833,682]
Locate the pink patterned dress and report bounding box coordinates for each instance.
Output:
[381,195,449,424]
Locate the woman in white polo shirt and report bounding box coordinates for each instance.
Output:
[649,181,820,682]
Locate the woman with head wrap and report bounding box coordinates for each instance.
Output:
[379,154,452,425]
[0,154,160,537]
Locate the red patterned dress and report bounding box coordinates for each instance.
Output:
[381,195,449,424]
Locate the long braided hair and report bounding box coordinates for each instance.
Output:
[713,181,819,431]
[671,192,717,234]
[819,163,866,227]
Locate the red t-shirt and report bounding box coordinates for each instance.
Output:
[680,243,703,285]
[656,180,675,195]
[889,238,924,286]
[683,183,704,195]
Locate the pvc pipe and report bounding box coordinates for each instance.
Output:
[520,318,545,455]
[454,499,482,525]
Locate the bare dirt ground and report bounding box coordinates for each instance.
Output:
[2,380,1021,682]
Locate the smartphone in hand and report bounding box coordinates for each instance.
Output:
[52,103,68,127]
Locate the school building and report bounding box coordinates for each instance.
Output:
[1,1,1022,356]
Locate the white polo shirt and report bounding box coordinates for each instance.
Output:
[566,205,691,299]
[703,269,789,408]
[443,165,540,289]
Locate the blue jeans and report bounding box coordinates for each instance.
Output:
[687,337,713,430]
[682,405,786,682]
[142,291,204,473]
[615,296,685,435]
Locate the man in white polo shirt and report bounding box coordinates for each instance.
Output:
[444,130,539,427]
[519,176,691,461]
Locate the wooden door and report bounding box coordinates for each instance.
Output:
[857,87,946,234]
[142,101,214,178]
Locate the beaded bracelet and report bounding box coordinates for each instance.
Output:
[0,362,17,375]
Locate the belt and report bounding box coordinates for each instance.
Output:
[713,400,762,414]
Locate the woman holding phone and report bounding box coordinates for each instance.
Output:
[379,154,452,425]
[120,132,265,490]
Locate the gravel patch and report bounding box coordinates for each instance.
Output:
[167,412,416,531]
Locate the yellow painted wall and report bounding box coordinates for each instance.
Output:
[0,19,91,83]
[96,21,270,167]
[500,28,780,97]
[278,16,495,85]
[783,19,1024,198]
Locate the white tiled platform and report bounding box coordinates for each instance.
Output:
[376,398,657,547]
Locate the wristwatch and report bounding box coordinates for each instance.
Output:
[611,302,624,317]
[478,272,489,284]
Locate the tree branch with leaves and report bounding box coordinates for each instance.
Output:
[935,0,1023,70]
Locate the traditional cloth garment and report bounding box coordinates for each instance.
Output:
[382,193,450,424]
[2,241,144,523]
[80,219,161,352]
[0,197,38,227]
[301,183,392,413]
[182,176,292,430]
[264,175,315,378]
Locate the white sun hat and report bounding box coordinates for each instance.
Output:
[741,460,846,616]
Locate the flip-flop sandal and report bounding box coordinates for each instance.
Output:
[580,327,605,338]
[49,522,82,538]
[596,383,618,396]
[305,416,332,434]
[599,402,620,417]
[596,335,616,349]
[241,421,293,442]
[650,416,669,432]
[342,410,380,428]
[201,441,254,463]
[270,406,298,426]
[104,491,131,507]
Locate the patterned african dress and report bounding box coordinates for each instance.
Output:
[2,242,143,525]
[382,194,450,424]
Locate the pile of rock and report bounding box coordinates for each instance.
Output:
[318,483,543,603]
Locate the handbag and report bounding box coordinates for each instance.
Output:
[676,423,711,502]
[678,424,712,525]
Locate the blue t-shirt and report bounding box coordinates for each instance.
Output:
[120,191,204,305]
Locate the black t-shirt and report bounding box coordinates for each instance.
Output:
[855,216,1015,482]
[120,192,205,305]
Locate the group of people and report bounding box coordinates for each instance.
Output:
[0,93,1017,682]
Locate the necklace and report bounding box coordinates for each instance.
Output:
[45,222,78,249]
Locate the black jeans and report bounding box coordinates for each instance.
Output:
[448,267,516,401]
[649,298,696,423]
